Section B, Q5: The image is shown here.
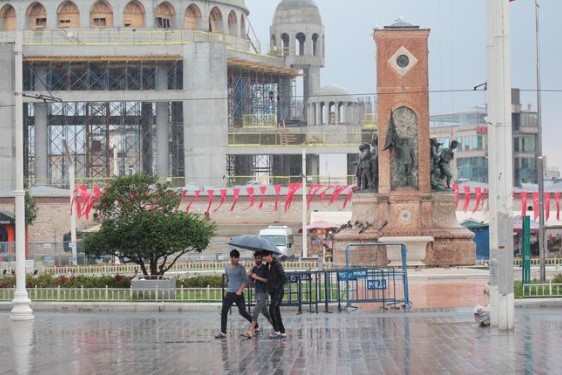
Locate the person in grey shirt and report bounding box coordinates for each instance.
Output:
[215,249,253,339]
[241,252,272,338]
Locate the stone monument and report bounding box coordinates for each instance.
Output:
[334,20,475,267]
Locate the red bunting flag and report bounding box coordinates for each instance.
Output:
[472,187,482,213]
[463,186,471,212]
[258,186,267,209]
[284,183,302,212]
[273,185,282,211]
[544,192,551,221]
[342,187,354,208]
[555,192,561,221]
[229,188,241,212]
[213,189,227,212]
[521,191,528,217]
[329,185,347,205]
[245,187,255,210]
[185,190,201,213]
[318,185,332,201]
[307,184,322,209]
[205,190,215,214]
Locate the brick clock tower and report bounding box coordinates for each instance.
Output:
[334,20,475,267]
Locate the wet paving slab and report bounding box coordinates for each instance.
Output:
[2,307,562,375]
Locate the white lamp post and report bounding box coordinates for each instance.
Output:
[11,30,33,320]
[62,139,77,266]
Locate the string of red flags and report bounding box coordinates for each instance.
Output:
[71,183,357,219]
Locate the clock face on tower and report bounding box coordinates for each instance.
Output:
[396,54,409,68]
[389,46,418,76]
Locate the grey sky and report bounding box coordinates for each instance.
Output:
[245,0,562,171]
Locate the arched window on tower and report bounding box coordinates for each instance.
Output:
[240,14,246,37]
[184,4,201,30]
[338,103,346,124]
[281,33,289,57]
[57,1,79,28]
[27,2,47,30]
[123,1,144,28]
[209,7,222,32]
[227,10,237,36]
[296,32,306,56]
[155,2,174,29]
[320,102,326,125]
[0,5,17,31]
[90,0,113,28]
[312,33,319,56]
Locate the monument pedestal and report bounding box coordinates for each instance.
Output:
[333,191,475,267]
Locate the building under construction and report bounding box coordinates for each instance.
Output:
[0,0,375,190]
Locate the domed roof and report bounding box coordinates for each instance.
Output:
[311,85,356,102]
[273,0,322,26]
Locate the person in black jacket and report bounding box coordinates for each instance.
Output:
[262,251,286,338]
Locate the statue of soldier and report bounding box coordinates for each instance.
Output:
[397,137,416,187]
[370,134,379,190]
[430,137,446,190]
[354,143,372,190]
[438,140,459,189]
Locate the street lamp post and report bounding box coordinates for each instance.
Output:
[63,139,77,266]
[11,30,33,320]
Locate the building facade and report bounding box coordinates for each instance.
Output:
[429,88,539,186]
[0,0,374,191]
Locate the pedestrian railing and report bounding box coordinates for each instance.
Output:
[522,282,562,298]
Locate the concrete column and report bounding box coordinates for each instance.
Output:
[34,68,49,185]
[334,102,340,125]
[303,66,321,120]
[182,43,228,187]
[155,65,169,179]
[315,102,321,126]
[141,103,153,174]
[307,154,320,183]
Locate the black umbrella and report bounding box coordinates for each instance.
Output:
[228,235,283,255]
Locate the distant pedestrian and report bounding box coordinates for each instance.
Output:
[215,249,253,339]
[263,251,287,338]
[241,252,273,338]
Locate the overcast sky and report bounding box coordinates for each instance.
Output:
[244,0,562,172]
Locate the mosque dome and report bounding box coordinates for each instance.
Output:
[272,0,322,25]
[310,85,357,102]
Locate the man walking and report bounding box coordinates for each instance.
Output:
[241,252,273,338]
[263,251,287,338]
[215,249,253,339]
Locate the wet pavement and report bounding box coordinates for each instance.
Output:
[2,307,562,375]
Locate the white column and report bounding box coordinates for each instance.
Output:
[301,148,307,258]
[34,69,48,185]
[11,30,33,320]
[487,0,514,330]
[156,65,169,179]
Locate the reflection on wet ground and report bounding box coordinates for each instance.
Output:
[2,307,561,375]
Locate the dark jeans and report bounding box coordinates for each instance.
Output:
[269,288,285,334]
[220,292,252,334]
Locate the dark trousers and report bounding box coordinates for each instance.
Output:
[220,292,252,334]
[269,289,285,334]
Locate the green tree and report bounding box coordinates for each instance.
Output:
[83,174,215,276]
[25,179,37,226]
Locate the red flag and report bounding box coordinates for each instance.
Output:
[229,188,241,211]
[273,185,282,211]
[462,186,471,212]
[258,186,267,209]
[521,191,528,217]
[329,185,347,205]
[213,189,227,212]
[318,185,332,201]
[472,187,482,213]
[307,184,322,209]
[186,190,201,213]
[554,192,560,220]
[284,183,302,212]
[245,187,255,210]
[532,192,539,221]
[342,187,354,208]
[205,189,215,214]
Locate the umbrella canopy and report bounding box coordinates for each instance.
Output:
[228,235,283,255]
[298,220,341,233]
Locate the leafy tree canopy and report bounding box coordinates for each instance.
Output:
[83,175,215,276]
